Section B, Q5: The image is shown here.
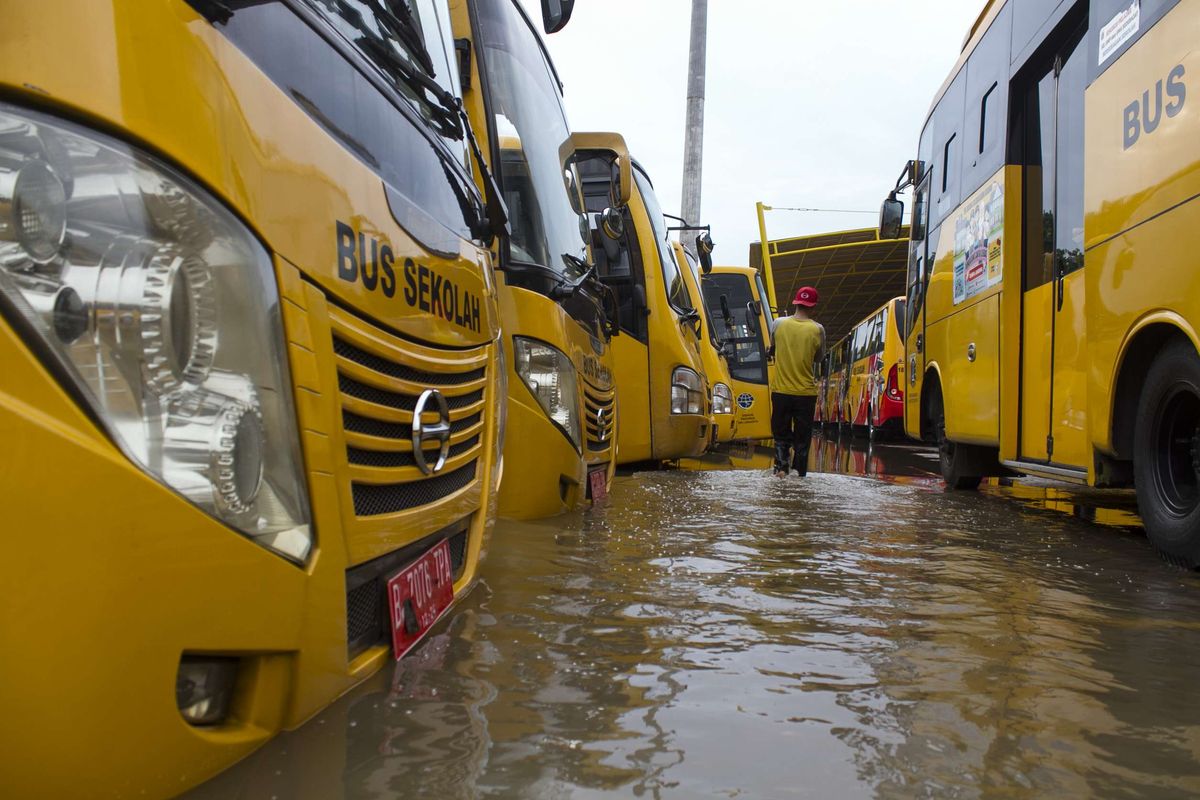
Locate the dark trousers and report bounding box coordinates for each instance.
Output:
[771,392,817,475]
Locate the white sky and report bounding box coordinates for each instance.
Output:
[517,0,982,264]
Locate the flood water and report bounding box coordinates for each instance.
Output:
[191,435,1200,799]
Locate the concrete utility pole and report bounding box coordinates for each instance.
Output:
[680,0,707,239]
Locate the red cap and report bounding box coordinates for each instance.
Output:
[793,286,819,307]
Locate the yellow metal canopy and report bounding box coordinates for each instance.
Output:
[750,226,910,345]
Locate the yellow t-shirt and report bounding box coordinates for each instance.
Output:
[771,316,824,396]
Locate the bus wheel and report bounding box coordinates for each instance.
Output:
[931,390,982,490]
[1135,341,1200,567]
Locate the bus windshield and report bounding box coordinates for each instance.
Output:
[704,273,767,384]
[476,0,588,279]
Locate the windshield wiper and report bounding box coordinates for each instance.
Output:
[550,253,600,300]
[337,2,509,241]
[353,26,462,140]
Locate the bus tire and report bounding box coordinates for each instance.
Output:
[1134,340,1200,567]
[930,388,983,490]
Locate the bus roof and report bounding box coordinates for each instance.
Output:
[749,226,909,344]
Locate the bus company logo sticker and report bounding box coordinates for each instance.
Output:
[335,220,482,333]
[737,393,755,410]
[582,354,613,388]
[411,389,452,475]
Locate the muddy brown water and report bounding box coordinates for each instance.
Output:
[190,440,1200,799]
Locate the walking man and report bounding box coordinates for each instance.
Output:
[770,286,825,477]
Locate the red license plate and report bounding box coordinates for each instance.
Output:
[386,539,454,660]
[589,468,608,502]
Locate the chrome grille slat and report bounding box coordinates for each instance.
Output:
[333,337,484,386]
[339,374,484,413]
[327,319,486,517]
[583,385,615,453]
[348,435,481,468]
[343,411,482,442]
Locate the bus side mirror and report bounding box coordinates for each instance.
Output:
[696,232,714,274]
[634,283,651,318]
[588,211,623,264]
[609,156,632,208]
[568,132,632,207]
[745,302,760,337]
[600,206,624,240]
[879,192,904,240]
[541,0,575,33]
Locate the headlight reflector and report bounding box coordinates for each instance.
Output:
[671,366,704,415]
[513,336,580,448]
[712,382,733,415]
[0,105,311,562]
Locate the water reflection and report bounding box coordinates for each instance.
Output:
[191,461,1200,799]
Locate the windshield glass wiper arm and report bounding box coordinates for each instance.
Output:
[550,254,599,300]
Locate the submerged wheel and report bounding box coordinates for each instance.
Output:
[930,388,983,490]
[1134,341,1200,567]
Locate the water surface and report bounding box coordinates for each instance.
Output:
[191,461,1200,799]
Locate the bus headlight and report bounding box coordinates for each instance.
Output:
[712,382,733,415]
[671,366,704,415]
[513,336,580,448]
[0,105,311,563]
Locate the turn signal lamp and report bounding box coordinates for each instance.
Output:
[670,366,703,415]
[712,382,733,415]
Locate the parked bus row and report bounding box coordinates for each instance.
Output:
[0,1,775,795]
[815,296,908,440]
[877,0,1200,566]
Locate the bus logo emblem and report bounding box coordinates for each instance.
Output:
[412,389,452,475]
[737,393,754,410]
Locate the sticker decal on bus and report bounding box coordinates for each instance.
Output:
[1099,1,1140,66]
[952,181,1004,305]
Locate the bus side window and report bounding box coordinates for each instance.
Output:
[961,2,1011,196]
[932,71,966,227]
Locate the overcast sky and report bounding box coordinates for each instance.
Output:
[516,1,982,264]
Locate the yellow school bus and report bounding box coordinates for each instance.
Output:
[451,0,617,517]
[673,239,738,444]
[577,148,710,464]
[843,297,907,440]
[880,0,1200,562]
[702,265,774,441]
[0,1,509,795]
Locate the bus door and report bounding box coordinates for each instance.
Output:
[906,168,933,437]
[580,157,653,460]
[1017,21,1088,468]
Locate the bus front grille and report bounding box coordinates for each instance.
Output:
[328,307,488,519]
[584,383,616,453]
